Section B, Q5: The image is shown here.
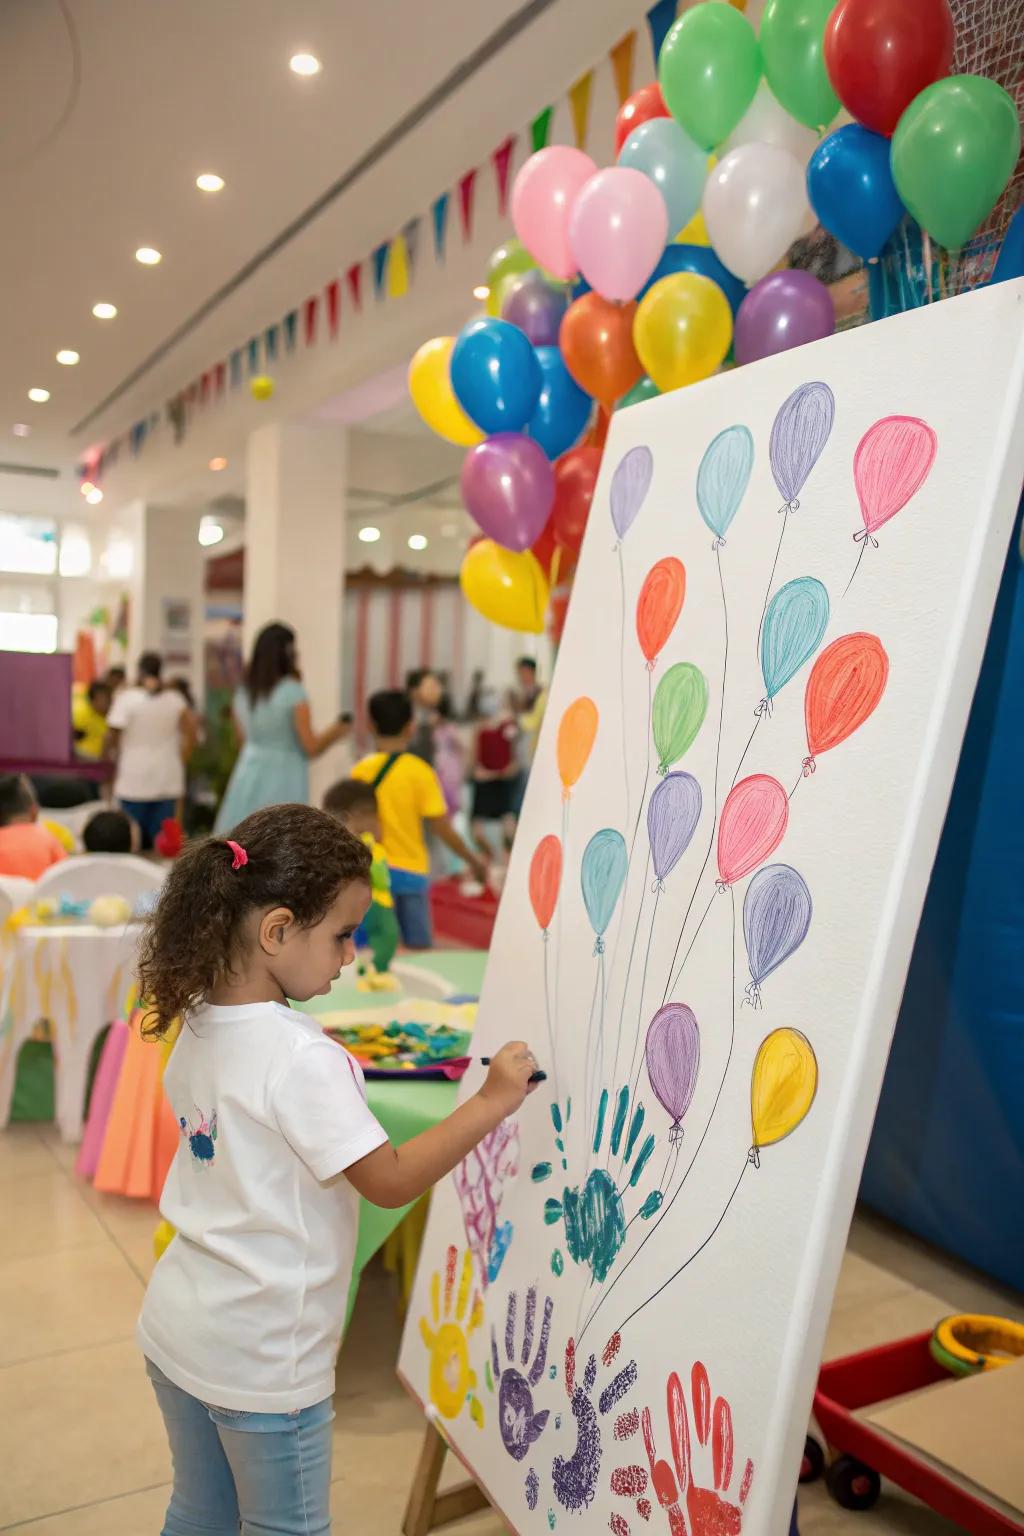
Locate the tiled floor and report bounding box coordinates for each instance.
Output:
[1,1122,1020,1534]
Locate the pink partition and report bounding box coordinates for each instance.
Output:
[0,651,74,768]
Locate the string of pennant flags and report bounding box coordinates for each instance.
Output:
[82,0,682,482]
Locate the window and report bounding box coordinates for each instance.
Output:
[0,581,58,653]
[0,514,58,575]
[58,524,93,577]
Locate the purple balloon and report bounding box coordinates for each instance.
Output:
[501,270,569,347]
[735,271,835,368]
[743,863,812,1005]
[647,772,702,886]
[610,445,654,542]
[460,434,555,552]
[645,1003,700,1141]
[769,380,835,506]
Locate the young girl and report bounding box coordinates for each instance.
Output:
[136,802,536,1536]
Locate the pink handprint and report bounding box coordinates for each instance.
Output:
[453,1120,520,1286]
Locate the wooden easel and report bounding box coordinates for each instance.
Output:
[402,1423,490,1536]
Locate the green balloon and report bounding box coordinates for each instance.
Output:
[891,76,1021,251]
[653,662,709,774]
[760,0,838,131]
[617,376,661,411]
[484,239,536,316]
[659,3,761,152]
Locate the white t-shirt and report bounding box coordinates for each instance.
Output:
[108,685,186,800]
[138,1002,388,1412]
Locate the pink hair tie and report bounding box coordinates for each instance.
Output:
[226,840,248,871]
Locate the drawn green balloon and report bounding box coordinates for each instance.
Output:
[652,662,709,774]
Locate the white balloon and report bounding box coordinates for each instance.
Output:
[702,144,811,285]
[720,81,820,168]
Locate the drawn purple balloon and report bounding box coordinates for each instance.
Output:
[610,445,654,542]
[460,433,555,552]
[743,863,812,1005]
[645,1003,700,1143]
[769,381,835,508]
[647,772,702,886]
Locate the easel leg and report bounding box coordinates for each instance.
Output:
[402,1424,489,1536]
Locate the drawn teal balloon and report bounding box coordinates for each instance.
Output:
[652,662,709,774]
[696,424,755,543]
[581,829,628,946]
[760,576,829,700]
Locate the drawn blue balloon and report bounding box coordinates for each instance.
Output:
[647,773,702,885]
[525,345,593,460]
[760,576,829,700]
[450,317,542,434]
[581,828,628,948]
[696,424,755,543]
[743,864,812,1000]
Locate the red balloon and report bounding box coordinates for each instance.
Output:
[551,446,602,558]
[615,81,671,156]
[636,557,686,666]
[717,775,788,887]
[529,834,563,931]
[587,406,611,450]
[531,515,560,583]
[560,294,643,410]
[804,633,889,768]
[824,0,955,138]
[548,585,572,646]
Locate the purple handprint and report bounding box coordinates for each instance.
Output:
[492,1286,554,1509]
[552,1332,638,1514]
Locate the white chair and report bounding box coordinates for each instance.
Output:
[0,875,34,909]
[33,854,165,905]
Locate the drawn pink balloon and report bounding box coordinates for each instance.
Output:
[568,168,669,302]
[854,416,937,538]
[511,146,598,280]
[717,774,788,887]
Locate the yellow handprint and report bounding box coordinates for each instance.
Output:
[419,1244,485,1427]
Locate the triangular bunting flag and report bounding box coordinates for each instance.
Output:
[530,107,553,153]
[185,382,198,407]
[371,242,389,299]
[246,337,260,375]
[199,371,211,404]
[283,309,298,351]
[432,193,450,259]
[264,325,279,364]
[402,217,421,277]
[568,71,594,149]
[347,263,363,311]
[458,169,477,240]
[303,295,318,346]
[215,361,226,395]
[388,235,409,298]
[610,32,637,105]
[325,279,341,338]
[646,0,677,67]
[230,349,243,387]
[492,136,516,216]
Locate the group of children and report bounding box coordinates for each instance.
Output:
[0,773,140,880]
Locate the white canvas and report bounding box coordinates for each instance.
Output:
[397,282,1024,1536]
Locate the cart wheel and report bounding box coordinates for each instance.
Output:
[826,1456,881,1511]
[799,1435,825,1484]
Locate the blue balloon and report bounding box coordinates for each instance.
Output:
[571,275,592,302]
[525,346,593,460]
[807,125,904,263]
[990,206,1024,287]
[450,318,542,434]
[639,243,747,316]
[760,576,829,701]
[697,424,754,543]
[581,828,628,948]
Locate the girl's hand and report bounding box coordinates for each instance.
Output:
[479,1041,539,1117]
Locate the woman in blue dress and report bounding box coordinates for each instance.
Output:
[214,622,349,832]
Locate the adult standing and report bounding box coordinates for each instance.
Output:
[406,668,442,765]
[107,652,196,849]
[511,656,547,813]
[214,622,349,832]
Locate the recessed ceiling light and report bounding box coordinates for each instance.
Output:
[80,480,95,496]
[56,349,80,366]
[28,387,50,403]
[12,422,31,437]
[92,301,117,320]
[208,456,228,472]
[85,487,104,505]
[135,247,162,265]
[472,285,490,301]
[196,173,225,193]
[198,517,225,547]
[358,526,381,544]
[290,52,321,76]
[408,534,428,551]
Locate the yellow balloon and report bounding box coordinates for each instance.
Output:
[250,375,274,401]
[633,274,732,394]
[460,541,548,634]
[408,337,484,447]
[750,1028,818,1161]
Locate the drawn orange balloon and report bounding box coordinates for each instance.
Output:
[557,696,599,799]
[528,834,563,932]
[804,633,889,768]
[636,557,686,667]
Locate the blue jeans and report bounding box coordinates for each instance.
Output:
[146,1359,333,1535]
[120,797,176,850]
[389,867,433,948]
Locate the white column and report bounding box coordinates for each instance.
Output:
[123,501,205,702]
[245,422,348,804]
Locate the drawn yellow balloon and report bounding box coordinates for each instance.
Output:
[750,1028,818,1159]
[408,337,484,447]
[460,540,549,633]
[634,274,732,394]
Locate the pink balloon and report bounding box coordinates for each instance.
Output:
[568,168,669,302]
[854,416,937,538]
[717,774,788,887]
[511,147,598,280]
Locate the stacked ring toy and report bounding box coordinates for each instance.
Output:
[929,1314,1024,1377]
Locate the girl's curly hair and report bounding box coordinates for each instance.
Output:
[137,803,371,1038]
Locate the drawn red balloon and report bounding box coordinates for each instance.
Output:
[614,81,672,156]
[805,633,889,767]
[528,834,563,932]
[823,0,955,138]
[636,557,686,667]
[717,776,789,887]
[854,416,937,538]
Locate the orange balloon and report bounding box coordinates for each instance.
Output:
[636,557,686,667]
[804,633,889,770]
[560,294,643,410]
[529,834,563,932]
[557,696,599,798]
